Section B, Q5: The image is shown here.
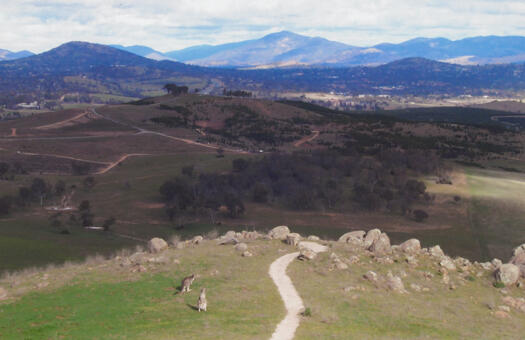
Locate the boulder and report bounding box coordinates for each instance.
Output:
[243,231,262,241]
[307,235,320,241]
[399,238,421,254]
[148,238,168,253]
[363,271,379,283]
[429,245,445,258]
[454,257,472,270]
[242,251,253,257]
[298,248,316,261]
[399,239,421,254]
[192,235,204,245]
[492,258,503,269]
[495,264,520,286]
[338,231,366,243]
[286,233,301,247]
[386,271,406,293]
[502,296,525,312]
[513,244,525,257]
[480,262,493,271]
[363,229,381,248]
[369,233,391,255]
[298,241,328,253]
[268,226,291,240]
[348,255,360,264]
[0,287,7,301]
[218,231,239,245]
[330,253,348,270]
[235,243,248,252]
[510,252,525,278]
[439,257,457,271]
[223,230,236,239]
[406,255,418,266]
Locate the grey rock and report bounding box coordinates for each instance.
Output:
[491,258,503,269]
[338,231,365,243]
[364,271,379,283]
[242,251,253,257]
[439,257,457,271]
[429,245,445,258]
[513,244,525,257]
[192,235,204,245]
[286,233,301,247]
[298,248,317,261]
[386,271,407,293]
[406,255,418,266]
[369,233,391,255]
[268,226,291,240]
[495,264,520,286]
[510,252,525,278]
[363,229,381,248]
[148,238,168,253]
[307,235,320,241]
[235,243,248,252]
[399,239,421,254]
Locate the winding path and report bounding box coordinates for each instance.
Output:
[269,242,327,340]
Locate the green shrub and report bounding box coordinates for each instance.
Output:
[493,282,505,288]
[302,307,312,317]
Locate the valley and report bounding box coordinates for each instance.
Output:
[0,94,524,274]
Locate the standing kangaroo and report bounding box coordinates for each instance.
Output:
[180,274,195,293]
[197,288,207,312]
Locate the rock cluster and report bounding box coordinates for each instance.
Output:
[338,228,392,255]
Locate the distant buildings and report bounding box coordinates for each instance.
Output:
[16,101,40,109]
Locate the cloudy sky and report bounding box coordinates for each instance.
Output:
[1,0,524,53]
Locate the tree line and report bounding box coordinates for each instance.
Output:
[159,149,440,227]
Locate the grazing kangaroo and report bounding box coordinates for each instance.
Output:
[180,274,195,293]
[197,288,207,312]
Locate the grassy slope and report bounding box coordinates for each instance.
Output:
[290,242,525,339]
[1,238,524,339]
[0,240,284,339]
[465,165,525,261]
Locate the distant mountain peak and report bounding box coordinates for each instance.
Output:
[0,48,34,61]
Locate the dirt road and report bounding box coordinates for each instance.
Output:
[294,130,319,147]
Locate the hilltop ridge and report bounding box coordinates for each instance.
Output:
[0,226,524,339]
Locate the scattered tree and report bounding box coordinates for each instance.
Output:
[413,209,429,222]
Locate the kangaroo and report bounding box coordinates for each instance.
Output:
[197,288,207,312]
[180,274,195,293]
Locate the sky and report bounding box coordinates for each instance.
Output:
[1,0,524,53]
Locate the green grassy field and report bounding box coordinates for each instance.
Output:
[0,240,284,339]
[2,153,525,273]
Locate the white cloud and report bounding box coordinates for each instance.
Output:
[0,0,524,52]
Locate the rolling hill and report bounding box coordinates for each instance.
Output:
[1,42,525,107]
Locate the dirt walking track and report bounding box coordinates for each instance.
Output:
[269,242,327,340]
